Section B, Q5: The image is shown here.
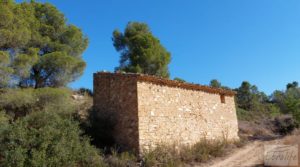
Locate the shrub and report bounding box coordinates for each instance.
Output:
[0,111,106,167]
[236,108,256,121]
[236,104,281,121]
[178,139,228,163]
[174,77,186,83]
[143,145,183,167]
[0,89,36,117]
[274,115,298,135]
[105,150,137,167]
[0,110,9,136]
[34,88,74,115]
[0,88,74,118]
[267,104,281,118]
[83,109,117,150]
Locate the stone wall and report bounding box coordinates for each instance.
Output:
[137,82,239,151]
[93,73,139,151]
[93,72,239,153]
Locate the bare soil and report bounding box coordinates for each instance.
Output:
[196,134,300,167]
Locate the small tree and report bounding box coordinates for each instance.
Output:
[209,79,221,88]
[112,22,171,78]
[236,81,268,111]
[271,82,300,123]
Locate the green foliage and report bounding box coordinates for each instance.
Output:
[236,81,268,111]
[236,108,257,121]
[112,22,171,78]
[0,88,74,118]
[271,90,287,112]
[0,1,88,88]
[271,85,300,123]
[36,51,86,87]
[0,51,13,87]
[13,48,39,81]
[233,80,286,122]
[236,81,254,110]
[0,88,36,117]
[287,81,299,90]
[0,110,9,134]
[268,104,281,117]
[34,88,74,114]
[237,104,281,121]
[209,79,221,88]
[174,77,186,82]
[0,111,106,167]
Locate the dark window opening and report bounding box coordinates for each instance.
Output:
[220,94,226,104]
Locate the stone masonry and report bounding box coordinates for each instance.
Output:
[93,72,239,153]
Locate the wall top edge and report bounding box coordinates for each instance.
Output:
[94,72,236,96]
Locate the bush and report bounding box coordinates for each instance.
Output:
[236,108,256,121]
[0,111,106,167]
[83,109,117,150]
[34,88,74,115]
[267,104,281,117]
[0,88,74,118]
[173,77,186,83]
[0,89,36,118]
[181,139,227,162]
[0,110,9,136]
[143,145,183,167]
[274,115,298,135]
[105,150,137,167]
[236,104,281,121]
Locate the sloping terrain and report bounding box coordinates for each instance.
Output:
[198,135,299,167]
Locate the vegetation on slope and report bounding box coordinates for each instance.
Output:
[0,88,108,167]
[1,1,300,166]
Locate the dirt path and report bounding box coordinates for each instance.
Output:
[197,139,284,167]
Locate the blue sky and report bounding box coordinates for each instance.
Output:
[25,0,300,94]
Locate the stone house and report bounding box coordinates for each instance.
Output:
[93,72,239,153]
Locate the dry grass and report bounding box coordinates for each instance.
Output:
[105,149,138,167]
[238,120,277,140]
[99,139,242,167]
[273,130,300,167]
[142,139,244,167]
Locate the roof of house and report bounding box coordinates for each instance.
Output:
[94,72,236,96]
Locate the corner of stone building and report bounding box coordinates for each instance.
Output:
[93,72,141,154]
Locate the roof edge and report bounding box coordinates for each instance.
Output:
[94,72,236,96]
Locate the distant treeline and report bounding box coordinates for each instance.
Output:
[209,79,300,124]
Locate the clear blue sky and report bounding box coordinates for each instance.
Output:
[27,0,300,94]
